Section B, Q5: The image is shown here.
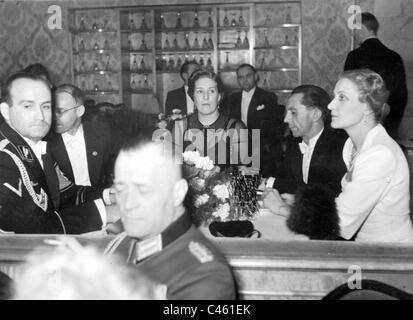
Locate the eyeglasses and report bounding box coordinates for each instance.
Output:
[54,105,82,116]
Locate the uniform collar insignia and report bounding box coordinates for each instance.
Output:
[129,211,192,263]
[17,145,34,162]
[188,241,214,263]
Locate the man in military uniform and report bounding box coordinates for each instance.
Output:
[0,72,116,234]
[106,140,236,300]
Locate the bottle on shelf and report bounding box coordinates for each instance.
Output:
[243,31,249,48]
[259,52,266,69]
[168,55,175,70]
[162,55,168,70]
[176,54,183,69]
[294,34,299,45]
[230,13,237,27]
[143,74,149,89]
[173,32,179,50]
[92,22,98,31]
[193,11,200,28]
[94,84,99,91]
[93,62,99,71]
[160,14,166,29]
[239,9,246,27]
[283,35,291,46]
[140,38,147,50]
[223,9,229,27]
[208,33,214,49]
[184,33,191,50]
[208,9,214,28]
[131,54,139,72]
[105,55,111,70]
[129,18,136,30]
[184,54,189,63]
[141,13,148,29]
[164,34,170,49]
[202,34,209,49]
[128,36,133,50]
[206,54,213,70]
[103,16,109,29]
[103,38,109,50]
[264,12,271,26]
[140,55,146,71]
[176,11,182,29]
[236,31,242,48]
[93,39,99,50]
[79,17,87,31]
[79,38,85,50]
[80,59,86,72]
[193,32,200,49]
[199,54,204,67]
[224,51,231,69]
[107,80,113,91]
[263,30,270,47]
[130,75,136,89]
[285,6,292,24]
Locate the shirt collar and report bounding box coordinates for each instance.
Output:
[62,123,84,142]
[242,87,256,98]
[18,133,47,157]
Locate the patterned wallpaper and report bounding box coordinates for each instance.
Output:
[0,0,354,99]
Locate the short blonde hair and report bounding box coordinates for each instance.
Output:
[13,237,163,300]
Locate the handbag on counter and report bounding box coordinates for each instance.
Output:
[209,220,261,238]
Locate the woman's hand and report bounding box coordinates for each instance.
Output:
[262,188,291,217]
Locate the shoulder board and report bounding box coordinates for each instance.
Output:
[188,240,214,264]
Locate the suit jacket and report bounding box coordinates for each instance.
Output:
[274,128,348,196]
[0,122,103,234]
[47,122,114,188]
[107,212,236,300]
[344,38,408,137]
[165,86,189,115]
[223,86,285,174]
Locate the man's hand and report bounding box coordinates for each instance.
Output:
[281,193,295,207]
[106,219,124,235]
[262,187,290,217]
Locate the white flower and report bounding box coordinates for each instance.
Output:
[194,156,214,171]
[192,178,205,190]
[182,151,201,165]
[213,184,229,200]
[213,203,230,220]
[194,194,209,208]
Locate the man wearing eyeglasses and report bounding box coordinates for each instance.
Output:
[0,72,118,234]
[48,84,115,190]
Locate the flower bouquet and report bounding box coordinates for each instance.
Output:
[182,151,261,227]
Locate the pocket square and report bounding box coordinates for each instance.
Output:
[172,108,182,114]
[256,104,265,111]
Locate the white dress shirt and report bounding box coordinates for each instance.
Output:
[184,85,195,115]
[299,128,324,184]
[241,87,256,127]
[20,136,47,169]
[62,125,91,186]
[337,124,413,242]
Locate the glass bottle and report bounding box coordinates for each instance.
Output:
[103,38,109,50]
[129,18,136,30]
[208,10,214,28]
[208,33,214,49]
[230,13,237,27]
[79,17,86,31]
[243,31,249,48]
[79,38,85,50]
[140,38,147,50]
[184,33,191,50]
[285,6,292,24]
[128,36,133,50]
[140,55,146,71]
[160,14,166,29]
[80,59,86,72]
[264,12,271,26]
[184,54,189,63]
[168,55,175,70]
[107,80,113,91]
[236,31,242,48]
[202,34,209,49]
[193,11,200,28]
[93,39,99,50]
[130,75,136,90]
[131,54,138,72]
[92,22,98,31]
[105,55,111,70]
[207,54,213,70]
[176,54,183,69]
[259,52,266,69]
[94,84,99,91]
[164,34,170,49]
[199,54,204,66]
[176,11,182,29]
[284,35,290,46]
[223,9,229,27]
[103,16,109,30]
[224,51,230,69]
[141,13,148,29]
[263,30,270,47]
[238,9,245,27]
[143,74,149,89]
[192,32,200,49]
[173,32,179,49]
[162,55,168,70]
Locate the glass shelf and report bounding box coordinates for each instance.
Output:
[257,67,299,72]
[254,24,300,29]
[156,70,180,74]
[217,46,249,51]
[121,49,153,53]
[156,27,214,33]
[217,26,250,31]
[254,45,298,50]
[72,28,118,34]
[84,90,119,95]
[120,28,153,34]
[74,49,115,55]
[155,49,213,53]
[123,69,153,74]
[75,70,118,75]
[124,89,153,94]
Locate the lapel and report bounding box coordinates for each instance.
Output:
[308,128,329,180]
[290,139,303,182]
[247,87,260,127]
[231,92,242,120]
[52,133,74,182]
[180,87,188,114]
[83,122,103,186]
[42,151,60,209]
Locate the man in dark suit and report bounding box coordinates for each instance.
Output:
[266,85,347,196]
[106,140,236,300]
[344,12,408,139]
[0,72,117,234]
[48,84,115,189]
[164,61,200,116]
[223,63,285,175]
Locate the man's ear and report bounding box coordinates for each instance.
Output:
[173,178,188,207]
[312,108,322,122]
[76,105,85,118]
[0,102,10,122]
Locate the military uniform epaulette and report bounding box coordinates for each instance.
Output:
[188,240,214,264]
